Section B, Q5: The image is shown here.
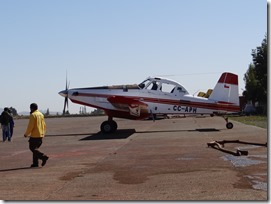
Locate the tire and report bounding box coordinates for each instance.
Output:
[226,122,233,129]
[111,120,118,132]
[100,120,118,133]
[101,121,112,133]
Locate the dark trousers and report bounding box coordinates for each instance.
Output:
[28,137,45,165]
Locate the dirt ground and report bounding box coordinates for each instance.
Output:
[0,115,268,201]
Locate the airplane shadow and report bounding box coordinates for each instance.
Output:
[46,128,221,141]
[0,167,31,172]
[80,129,136,141]
[80,128,220,140]
[193,128,221,132]
[136,128,221,134]
[46,133,91,137]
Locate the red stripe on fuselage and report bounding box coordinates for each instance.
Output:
[70,98,150,119]
[73,92,239,112]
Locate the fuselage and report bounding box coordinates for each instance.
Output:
[59,76,240,120]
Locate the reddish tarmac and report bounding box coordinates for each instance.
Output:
[0,116,268,201]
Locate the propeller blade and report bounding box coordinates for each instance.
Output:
[63,100,66,114]
[65,71,68,90]
[65,97,69,110]
[63,97,67,114]
[62,70,70,115]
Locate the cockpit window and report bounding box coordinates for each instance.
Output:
[139,77,189,94]
[160,83,176,93]
[138,79,151,89]
[177,87,187,93]
[150,82,158,90]
[146,81,160,90]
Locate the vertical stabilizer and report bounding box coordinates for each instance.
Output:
[209,72,239,105]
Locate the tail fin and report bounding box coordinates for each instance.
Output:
[209,72,239,105]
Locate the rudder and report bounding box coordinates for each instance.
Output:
[209,72,239,106]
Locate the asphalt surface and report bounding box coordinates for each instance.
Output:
[0,115,268,201]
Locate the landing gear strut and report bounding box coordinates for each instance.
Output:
[100,117,118,133]
[223,116,233,129]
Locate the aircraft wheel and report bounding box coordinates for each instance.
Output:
[226,122,233,129]
[101,121,112,133]
[100,120,117,133]
[111,120,118,132]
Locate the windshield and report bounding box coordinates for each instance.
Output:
[138,79,152,89]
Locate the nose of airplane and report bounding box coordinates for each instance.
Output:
[59,90,68,97]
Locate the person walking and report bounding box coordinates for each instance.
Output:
[24,103,49,167]
[1,108,12,142]
[7,109,14,141]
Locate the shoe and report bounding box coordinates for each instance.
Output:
[30,164,39,168]
[41,156,49,166]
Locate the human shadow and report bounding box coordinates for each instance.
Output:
[0,167,32,172]
[80,129,136,141]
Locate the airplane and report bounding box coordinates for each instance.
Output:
[59,72,240,133]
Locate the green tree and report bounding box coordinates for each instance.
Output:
[45,108,50,116]
[9,107,18,116]
[243,64,258,105]
[243,34,267,113]
[252,34,267,103]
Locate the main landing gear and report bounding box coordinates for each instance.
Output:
[100,116,118,133]
[223,116,233,129]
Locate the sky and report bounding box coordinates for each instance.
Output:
[0,0,267,114]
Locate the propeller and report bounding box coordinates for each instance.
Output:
[62,72,70,115]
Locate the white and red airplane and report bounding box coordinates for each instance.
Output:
[59,72,240,133]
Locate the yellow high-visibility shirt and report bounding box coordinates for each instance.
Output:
[24,110,46,138]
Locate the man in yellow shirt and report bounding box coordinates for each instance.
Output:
[24,103,49,168]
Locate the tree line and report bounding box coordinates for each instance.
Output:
[243,33,267,114]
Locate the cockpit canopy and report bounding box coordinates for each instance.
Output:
[138,77,189,95]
